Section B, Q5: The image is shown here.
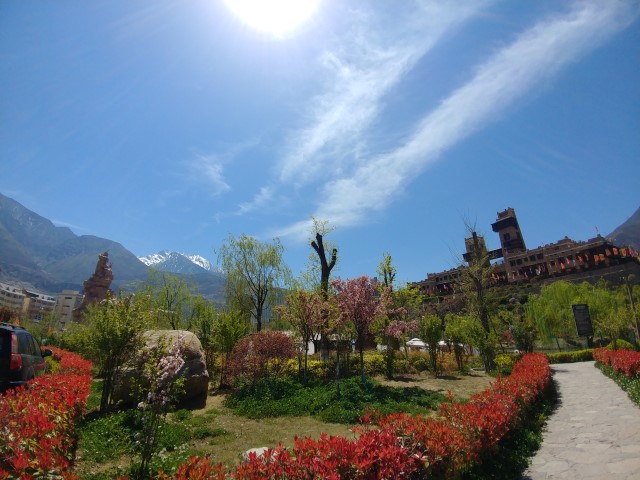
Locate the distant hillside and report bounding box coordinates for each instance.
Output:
[0,193,225,301]
[608,206,640,250]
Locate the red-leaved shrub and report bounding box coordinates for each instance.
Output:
[594,347,640,378]
[225,331,297,385]
[0,347,92,479]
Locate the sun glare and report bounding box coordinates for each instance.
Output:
[224,0,321,38]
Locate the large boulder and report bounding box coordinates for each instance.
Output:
[113,329,209,405]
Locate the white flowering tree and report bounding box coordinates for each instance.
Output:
[134,336,186,478]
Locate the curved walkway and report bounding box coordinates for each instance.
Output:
[523,361,640,479]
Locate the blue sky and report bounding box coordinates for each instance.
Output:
[1,0,639,285]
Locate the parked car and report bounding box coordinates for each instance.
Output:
[0,322,52,392]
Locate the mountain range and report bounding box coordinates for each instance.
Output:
[0,192,638,299]
[0,193,225,300]
[607,206,640,251]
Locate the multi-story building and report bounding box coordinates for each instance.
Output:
[22,289,57,320]
[0,282,83,327]
[413,208,640,295]
[55,290,83,329]
[0,282,26,313]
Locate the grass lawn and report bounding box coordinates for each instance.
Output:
[73,370,492,479]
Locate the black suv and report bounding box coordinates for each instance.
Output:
[0,322,52,392]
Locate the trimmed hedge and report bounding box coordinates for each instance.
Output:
[546,349,593,364]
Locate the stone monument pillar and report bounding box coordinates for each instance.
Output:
[72,251,114,322]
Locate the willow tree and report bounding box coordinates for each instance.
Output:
[526,280,578,350]
[142,270,194,330]
[218,233,290,332]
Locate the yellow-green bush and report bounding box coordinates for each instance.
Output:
[546,349,593,364]
[608,339,635,351]
[494,353,520,375]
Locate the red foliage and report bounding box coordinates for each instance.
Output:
[594,347,640,378]
[164,353,552,479]
[225,331,297,385]
[0,347,92,479]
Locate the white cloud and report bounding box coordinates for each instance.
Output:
[280,0,639,237]
[187,154,231,196]
[277,1,492,186]
[236,186,274,215]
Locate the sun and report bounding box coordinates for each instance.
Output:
[223,0,321,38]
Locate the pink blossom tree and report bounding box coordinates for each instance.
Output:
[275,289,330,385]
[332,276,392,383]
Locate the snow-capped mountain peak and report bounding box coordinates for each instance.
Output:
[185,254,215,272]
[138,251,217,275]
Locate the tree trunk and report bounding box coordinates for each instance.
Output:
[311,233,337,361]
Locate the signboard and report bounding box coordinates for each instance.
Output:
[571,304,594,337]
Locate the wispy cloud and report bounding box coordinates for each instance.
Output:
[51,219,90,233]
[186,154,231,196]
[236,186,274,215]
[277,2,492,186]
[277,1,639,240]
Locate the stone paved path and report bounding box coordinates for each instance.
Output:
[522,361,640,479]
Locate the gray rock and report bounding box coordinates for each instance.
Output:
[242,447,270,462]
[113,329,209,405]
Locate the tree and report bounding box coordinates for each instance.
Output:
[525,280,578,350]
[134,336,185,479]
[218,233,290,332]
[225,331,297,385]
[458,227,497,370]
[376,252,396,290]
[332,276,392,383]
[419,313,443,376]
[308,218,338,299]
[275,289,328,385]
[0,306,17,323]
[213,309,249,387]
[143,270,194,330]
[444,313,471,372]
[375,253,419,378]
[305,218,338,359]
[191,296,218,373]
[83,292,151,412]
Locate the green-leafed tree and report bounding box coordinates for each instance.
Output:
[218,233,291,332]
[84,292,151,412]
[525,281,575,351]
[419,313,443,377]
[191,295,218,373]
[457,226,498,370]
[444,313,470,372]
[213,309,249,387]
[143,270,194,330]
